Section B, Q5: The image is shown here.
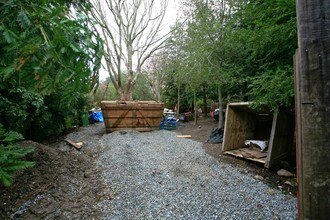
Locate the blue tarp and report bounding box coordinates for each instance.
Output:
[160,115,177,130]
[89,111,104,123]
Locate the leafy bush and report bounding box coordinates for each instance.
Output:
[0,0,102,140]
[0,124,35,187]
[248,66,294,110]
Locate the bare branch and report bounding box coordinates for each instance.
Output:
[89,0,171,100]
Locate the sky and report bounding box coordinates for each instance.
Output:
[98,0,181,81]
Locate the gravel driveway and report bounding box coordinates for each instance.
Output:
[95,129,297,219]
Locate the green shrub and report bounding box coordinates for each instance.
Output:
[0,124,35,187]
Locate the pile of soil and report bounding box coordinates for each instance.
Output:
[0,141,105,219]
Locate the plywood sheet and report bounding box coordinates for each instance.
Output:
[222,106,256,151]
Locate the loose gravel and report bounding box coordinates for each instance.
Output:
[96,130,297,220]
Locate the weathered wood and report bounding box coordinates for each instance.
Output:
[176,135,192,138]
[101,101,164,133]
[295,1,330,219]
[222,102,293,168]
[222,103,256,151]
[65,140,82,150]
[265,108,294,168]
[224,150,267,164]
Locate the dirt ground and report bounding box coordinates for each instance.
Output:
[175,116,297,195]
[0,116,297,219]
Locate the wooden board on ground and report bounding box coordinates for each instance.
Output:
[65,140,83,149]
[224,147,267,164]
[176,135,192,138]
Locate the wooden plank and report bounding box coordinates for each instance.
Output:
[224,150,266,164]
[108,127,160,132]
[222,104,256,151]
[176,135,192,138]
[65,140,82,149]
[296,1,330,219]
[265,108,294,168]
[101,100,164,133]
[105,117,162,127]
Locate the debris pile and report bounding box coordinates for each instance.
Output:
[207,127,224,144]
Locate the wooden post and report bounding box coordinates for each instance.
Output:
[295,1,330,219]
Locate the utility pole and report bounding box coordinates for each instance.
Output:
[295,1,330,219]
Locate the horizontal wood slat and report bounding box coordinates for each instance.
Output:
[101,100,164,133]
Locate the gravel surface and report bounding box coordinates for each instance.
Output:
[96,129,297,219]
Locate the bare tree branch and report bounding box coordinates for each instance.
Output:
[89,0,171,100]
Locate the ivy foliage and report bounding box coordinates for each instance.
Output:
[0,124,35,187]
[0,0,103,139]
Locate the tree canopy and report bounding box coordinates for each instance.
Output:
[160,0,297,112]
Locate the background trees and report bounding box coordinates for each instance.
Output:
[225,0,297,109]
[160,0,297,118]
[90,0,170,100]
[0,0,298,137]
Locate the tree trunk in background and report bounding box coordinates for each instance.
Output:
[194,90,197,125]
[295,1,330,219]
[218,85,223,128]
[177,83,180,117]
[203,85,207,117]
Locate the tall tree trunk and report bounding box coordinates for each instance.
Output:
[203,84,207,117]
[218,85,223,128]
[194,90,197,125]
[155,78,161,101]
[118,87,124,100]
[177,83,180,117]
[102,81,110,100]
[123,70,134,100]
[156,89,161,102]
[295,1,330,219]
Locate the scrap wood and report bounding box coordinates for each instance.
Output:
[224,149,267,164]
[65,139,83,149]
[176,135,192,138]
[240,148,267,159]
[225,148,267,159]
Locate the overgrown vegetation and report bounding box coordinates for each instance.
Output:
[1,0,297,136]
[0,0,102,140]
[0,124,35,187]
[159,0,297,112]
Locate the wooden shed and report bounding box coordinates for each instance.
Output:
[222,102,294,168]
[101,101,164,133]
